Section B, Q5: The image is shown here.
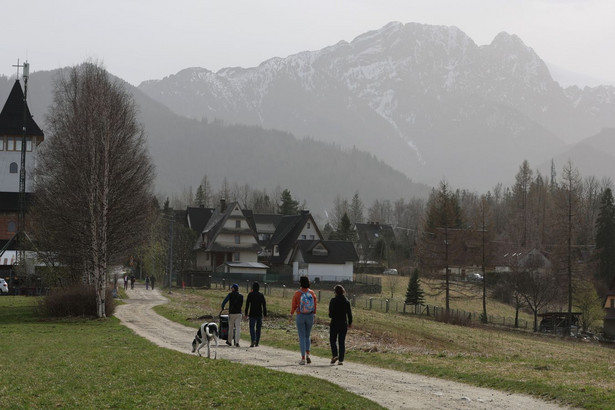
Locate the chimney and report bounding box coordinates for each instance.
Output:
[220,198,226,212]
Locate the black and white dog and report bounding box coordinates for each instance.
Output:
[191,322,219,359]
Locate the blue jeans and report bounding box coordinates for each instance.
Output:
[330,323,348,362]
[296,313,314,357]
[249,317,262,344]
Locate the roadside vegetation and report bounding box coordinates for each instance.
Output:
[0,296,381,409]
[155,285,615,410]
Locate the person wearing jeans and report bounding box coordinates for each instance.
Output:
[329,284,353,365]
[245,281,267,347]
[289,276,317,365]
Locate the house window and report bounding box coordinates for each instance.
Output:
[6,137,15,151]
[234,235,240,244]
[310,235,315,240]
[273,245,279,256]
[0,137,4,151]
[9,162,18,174]
[307,222,311,229]
[300,235,306,240]
[233,252,240,261]
[7,221,16,233]
[235,220,241,228]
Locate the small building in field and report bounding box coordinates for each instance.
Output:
[289,239,358,282]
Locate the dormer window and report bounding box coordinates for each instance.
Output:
[307,222,311,229]
[235,235,240,244]
[312,243,328,256]
[236,220,241,228]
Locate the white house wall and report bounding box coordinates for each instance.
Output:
[292,261,354,282]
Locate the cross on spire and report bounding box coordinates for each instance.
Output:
[12,58,24,78]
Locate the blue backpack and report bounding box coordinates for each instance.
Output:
[299,290,314,314]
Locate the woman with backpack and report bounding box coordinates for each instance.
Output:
[329,284,352,365]
[289,276,317,365]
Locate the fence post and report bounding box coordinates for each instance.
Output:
[318,290,321,302]
[283,285,286,298]
[385,299,389,313]
[369,297,373,310]
[403,303,406,314]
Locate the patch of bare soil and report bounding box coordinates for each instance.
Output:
[114,286,571,410]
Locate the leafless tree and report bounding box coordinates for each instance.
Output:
[33,62,155,318]
[516,255,558,331]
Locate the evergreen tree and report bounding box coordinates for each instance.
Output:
[278,189,299,215]
[331,212,356,241]
[596,187,615,283]
[405,268,424,305]
[349,191,364,225]
[194,185,205,207]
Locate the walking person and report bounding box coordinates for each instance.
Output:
[289,276,317,365]
[222,283,243,347]
[123,274,128,290]
[150,275,155,290]
[244,282,267,347]
[329,284,352,365]
[130,274,135,290]
[145,275,150,290]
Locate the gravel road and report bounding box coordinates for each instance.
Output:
[114,286,570,410]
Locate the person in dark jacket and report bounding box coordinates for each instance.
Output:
[222,284,244,347]
[244,282,267,347]
[329,284,352,365]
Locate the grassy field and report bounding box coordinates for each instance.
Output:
[0,296,382,409]
[157,285,615,410]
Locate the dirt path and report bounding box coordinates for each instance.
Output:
[114,286,569,410]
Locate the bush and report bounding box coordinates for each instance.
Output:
[39,284,116,317]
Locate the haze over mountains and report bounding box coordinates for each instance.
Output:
[139,21,615,191]
[2,21,615,215]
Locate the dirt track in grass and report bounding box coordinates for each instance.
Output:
[114,285,571,410]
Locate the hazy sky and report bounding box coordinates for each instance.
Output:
[2,0,614,86]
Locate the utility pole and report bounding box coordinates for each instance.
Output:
[18,61,29,270]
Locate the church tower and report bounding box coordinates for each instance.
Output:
[0,73,44,269]
[0,79,44,192]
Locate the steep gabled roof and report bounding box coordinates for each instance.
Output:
[268,211,321,264]
[186,206,215,234]
[355,222,394,242]
[197,201,260,252]
[291,240,359,264]
[0,80,44,137]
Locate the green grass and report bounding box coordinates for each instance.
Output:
[0,296,382,409]
[159,287,615,410]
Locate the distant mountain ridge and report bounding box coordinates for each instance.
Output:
[139,21,615,190]
[0,70,430,216]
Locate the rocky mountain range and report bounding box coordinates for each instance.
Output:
[139,21,615,191]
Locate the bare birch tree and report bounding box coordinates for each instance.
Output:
[33,62,154,318]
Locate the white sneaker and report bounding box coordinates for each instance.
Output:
[306,355,311,364]
[299,359,306,365]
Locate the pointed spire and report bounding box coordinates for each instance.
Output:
[0,80,44,137]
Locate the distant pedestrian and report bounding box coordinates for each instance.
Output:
[222,284,243,347]
[329,284,352,365]
[145,275,150,290]
[130,274,135,289]
[289,276,317,365]
[245,282,267,347]
[150,275,155,290]
[123,275,128,290]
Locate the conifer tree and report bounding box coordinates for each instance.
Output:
[596,187,615,284]
[405,268,424,305]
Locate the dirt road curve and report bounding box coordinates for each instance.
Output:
[114,286,569,410]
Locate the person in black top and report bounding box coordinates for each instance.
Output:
[244,282,267,347]
[329,284,352,365]
[222,284,244,347]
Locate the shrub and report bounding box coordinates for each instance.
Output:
[39,284,115,317]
